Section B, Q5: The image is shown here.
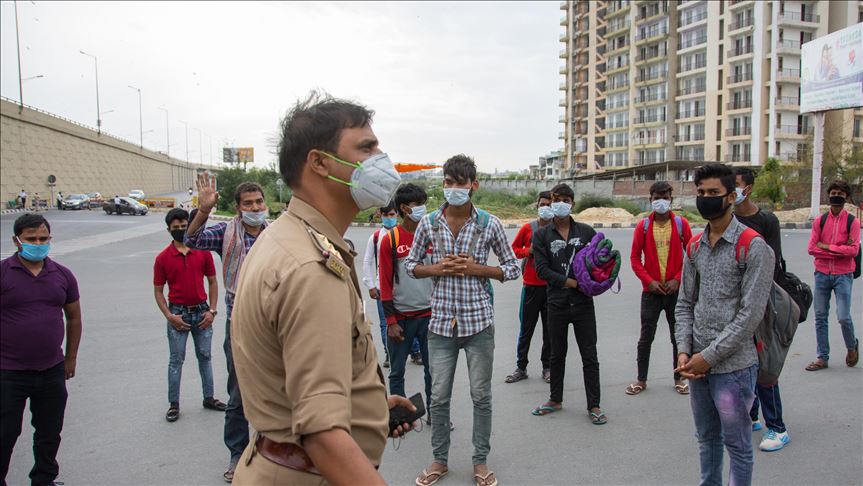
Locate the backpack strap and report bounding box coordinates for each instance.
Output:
[674,215,684,245]
[642,217,650,236]
[466,208,491,257]
[389,227,400,284]
[847,214,856,234]
[373,229,379,270]
[428,210,445,263]
[735,227,761,273]
[819,212,828,231]
[686,232,702,263]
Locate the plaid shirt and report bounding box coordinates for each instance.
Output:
[404,205,520,337]
[184,220,266,306]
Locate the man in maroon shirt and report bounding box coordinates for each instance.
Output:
[1,213,82,486]
[154,208,225,423]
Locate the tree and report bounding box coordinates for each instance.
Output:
[753,157,786,207]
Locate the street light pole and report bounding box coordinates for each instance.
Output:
[179,120,189,161]
[128,85,143,148]
[14,0,24,114]
[79,50,101,134]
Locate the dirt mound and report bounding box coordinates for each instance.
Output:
[575,207,637,225]
[774,204,860,223]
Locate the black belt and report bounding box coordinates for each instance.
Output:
[169,302,208,313]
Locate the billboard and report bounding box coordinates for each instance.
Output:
[800,23,863,113]
[223,147,238,164]
[222,147,254,164]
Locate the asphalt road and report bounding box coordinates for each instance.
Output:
[1,210,861,486]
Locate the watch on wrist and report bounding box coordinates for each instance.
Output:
[207,309,218,317]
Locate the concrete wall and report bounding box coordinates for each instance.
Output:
[479,178,614,197]
[1,99,206,204]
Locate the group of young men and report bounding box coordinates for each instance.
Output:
[1,92,860,486]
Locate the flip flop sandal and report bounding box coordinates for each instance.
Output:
[674,383,690,395]
[805,359,828,371]
[531,404,560,416]
[474,471,498,486]
[589,411,608,425]
[625,383,645,395]
[416,468,448,486]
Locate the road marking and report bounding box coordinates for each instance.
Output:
[0,221,165,260]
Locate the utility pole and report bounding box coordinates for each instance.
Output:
[14,0,23,114]
[79,51,101,134]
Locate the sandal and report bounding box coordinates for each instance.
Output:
[805,359,828,371]
[223,462,237,483]
[474,471,498,486]
[625,383,645,395]
[531,403,560,416]
[674,383,690,395]
[589,410,607,425]
[505,368,528,383]
[165,406,179,422]
[416,467,448,486]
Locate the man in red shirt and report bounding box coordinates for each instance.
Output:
[627,181,692,396]
[154,208,225,423]
[506,191,553,384]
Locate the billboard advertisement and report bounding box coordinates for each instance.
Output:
[237,147,254,163]
[222,147,254,164]
[800,23,863,113]
[223,147,238,164]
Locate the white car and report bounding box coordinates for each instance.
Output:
[128,190,145,200]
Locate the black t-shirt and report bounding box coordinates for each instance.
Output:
[532,217,596,308]
[735,210,783,281]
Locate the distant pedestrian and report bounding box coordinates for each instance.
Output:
[407,154,520,486]
[56,192,63,211]
[531,183,606,425]
[113,195,121,215]
[153,208,225,423]
[185,174,268,483]
[32,193,41,212]
[806,179,860,371]
[506,190,554,384]
[363,201,399,368]
[1,213,82,486]
[18,189,26,210]
[675,164,774,486]
[734,167,793,452]
[627,181,692,396]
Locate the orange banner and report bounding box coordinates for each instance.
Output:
[394,163,439,173]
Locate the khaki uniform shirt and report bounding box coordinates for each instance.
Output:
[231,197,388,465]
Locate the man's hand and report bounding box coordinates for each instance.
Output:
[817,241,831,251]
[458,254,482,277]
[387,395,418,438]
[369,288,380,300]
[528,245,534,255]
[199,311,214,331]
[675,352,709,380]
[663,279,680,294]
[196,171,219,212]
[648,280,667,295]
[564,278,579,289]
[64,356,77,380]
[387,323,405,343]
[440,254,467,277]
[168,314,191,332]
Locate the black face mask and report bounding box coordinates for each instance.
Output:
[170,229,186,242]
[696,194,731,221]
[829,195,846,206]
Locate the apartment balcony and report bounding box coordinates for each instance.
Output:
[727,99,753,111]
[728,17,754,32]
[606,101,630,112]
[606,1,631,19]
[560,15,568,26]
[676,149,706,162]
[607,139,630,148]
[607,42,631,56]
[774,96,800,109]
[632,136,666,147]
[727,46,754,59]
[559,131,566,139]
[559,115,566,123]
[606,121,630,131]
[776,39,802,55]
[726,153,752,163]
[778,11,820,28]
[559,82,567,91]
[726,126,752,138]
[559,65,568,75]
[559,98,567,107]
[678,9,708,30]
[606,82,630,94]
[636,6,669,24]
[777,152,807,163]
[560,33,570,43]
[678,35,708,51]
[675,108,706,120]
[636,50,668,65]
[775,124,814,138]
[677,85,706,97]
[676,132,706,143]
[677,60,707,74]
[606,19,631,37]
[633,115,667,126]
[560,1,567,11]
[727,72,754,86]
[636,70,668,84]
[634,92,667,105]
[606,62,630,75]
[635,27,669,45]
[776,68,801,83]
[729,0,754,10]
[559,48,568,59]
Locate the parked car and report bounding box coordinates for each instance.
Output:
[103,197,148,215]
[128,190,145,200]
[61,194,91,210]
[86,192,104,208]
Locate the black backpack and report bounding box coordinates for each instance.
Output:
[777,271,813,323]
[819,213,861,279]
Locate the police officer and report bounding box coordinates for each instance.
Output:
[230,92,411,485]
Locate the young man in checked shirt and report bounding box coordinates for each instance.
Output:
[406,155,520,486]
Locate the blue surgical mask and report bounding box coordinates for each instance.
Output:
[16,237,50,262]
[242,210,268,227]
[734,187,747,205]
[538,206,554,221]
[551,202,572,218]
[381,216,398,229]
[444,188,471,207]
[408,205,427,222]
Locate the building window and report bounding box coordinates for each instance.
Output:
[854,118,861,138]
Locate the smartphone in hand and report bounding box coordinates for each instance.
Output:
[389,392,425,435]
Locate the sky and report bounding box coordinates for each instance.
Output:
[0,1,563,172]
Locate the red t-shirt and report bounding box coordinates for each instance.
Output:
[511,221,547,286]
[153,243,216,305]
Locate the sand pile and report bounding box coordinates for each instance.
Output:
[774,203,860,223]
[575,207,637,225]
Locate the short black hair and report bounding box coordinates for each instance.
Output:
[277,91,375,189]
[394,183,428,217]
[649,181,673,196]
[538,191,552,201]
[694,164,736,194]
[14,213,50,236]
[551,183,575,200]
[234,182,265,205]
[165,208,189,227]
[827,179,851,197]
[380,201,397,214]
[443,154,477,184]
[735,167,756,186]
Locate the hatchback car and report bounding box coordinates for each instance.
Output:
[128,190,145,200]
[103,197,148,215]
[61,194,91,210]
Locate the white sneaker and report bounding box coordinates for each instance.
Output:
[760,429,790,452]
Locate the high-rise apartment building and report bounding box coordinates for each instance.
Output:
[559,0,863,175]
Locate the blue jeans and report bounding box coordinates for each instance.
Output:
[689,364,757,486]
[375,298,420,358]
[387,316,432,412]
[750,382,786,433]
[167,303,215,404]
[428,326,494,466]
[814,272,857,362]
[224,300,249,464]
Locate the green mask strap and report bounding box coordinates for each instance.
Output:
[319,151,359,187]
